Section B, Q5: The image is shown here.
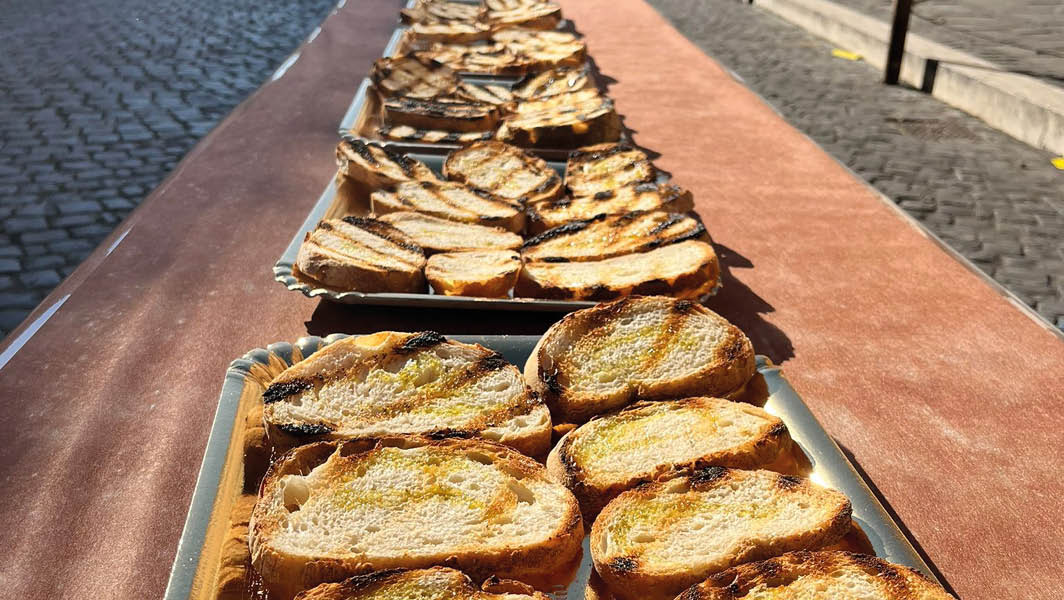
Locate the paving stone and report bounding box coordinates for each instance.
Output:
[19,270,61,289]
[649,0,1064,329]
[0,0,336,338]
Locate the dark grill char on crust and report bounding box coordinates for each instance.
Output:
[521,210,708,263]
[336,137,438,187]
[679,551,956,599]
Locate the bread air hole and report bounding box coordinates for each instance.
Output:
[508,480,534,504]
[281,475,310,513]
[467,451,495,465]
[633,533,655,543]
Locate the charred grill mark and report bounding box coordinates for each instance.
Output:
[540,368,563,395]
[754,559,783,580]
[643,218,707,250]
[345,138,379,167]
[385,97,494,121]
[398,331,447,353]
[426,429,475,440]
[262,379,313,404]
[672,299,695,313]
[340,569,406,593]
[588,284,617,301]
[382,146,421,176]
[521,215,603,248]
[690,465,728,486]
[278,423,333,436]
[649,213,689,235]
[541,256,570,263]
[609,557,638,574]
[477,352,510,372]
[724,336,747,361]
[570,143,635,164]
[339,216,425,255]
[593,190,614,200]
[776,474,802,490]
[533,172,561,194]
[768,422,787,437]
[634,182,658,193]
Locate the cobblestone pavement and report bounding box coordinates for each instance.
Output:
[0,0,336,336]
[832,0,1064,87]
[648,0,1064,328]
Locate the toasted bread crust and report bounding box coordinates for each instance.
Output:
[677,551,955,600]
[294,567,550,600]
[565,143,655,197]
[547,397,791,519]
[513,65,592,100]
[591,468,853,600]
[250,437,584,600]
[526,297,755,423]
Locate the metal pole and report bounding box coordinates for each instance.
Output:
[885,0,913,84]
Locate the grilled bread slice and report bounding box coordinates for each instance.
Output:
[526,183,694,234]
[262,331,550,455]
[426,250,522,297]
[379,124,494,144]
[515,240,720,302]
[456,81,515,106]
[418,43,524,76]
[485,1,563,30]
[566,143,655,197]
[513,65,592,100]
[492,28,586,70]
[250,437,584,599]
[295,218,426,293]
[678,551,956,600]
[520,210,707,263]
[295,568,550,600]
[525,296,755,423]
[591,468,853,600]
[443,141,563,206]
[371,180,525,234]
[547,397,790,519]
[378,211,523,254]
[336,137,438,189]
[400,1,485,25]
[382,96,500,133]
[371,55,459,99]
[498,90,621,149]
[409,21,492,44]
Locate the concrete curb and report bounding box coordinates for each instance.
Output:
[754,0,1064,155]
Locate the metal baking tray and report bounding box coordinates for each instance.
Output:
[272,161,714,311]
[164,334,943,600]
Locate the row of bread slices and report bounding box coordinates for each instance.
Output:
[248,296,956,600]
[376,2,612,149]
[371,55,620,150]
[295,139,719,300]
[402,0,566,46]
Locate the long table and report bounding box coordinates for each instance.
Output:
[0,1,1061,598]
